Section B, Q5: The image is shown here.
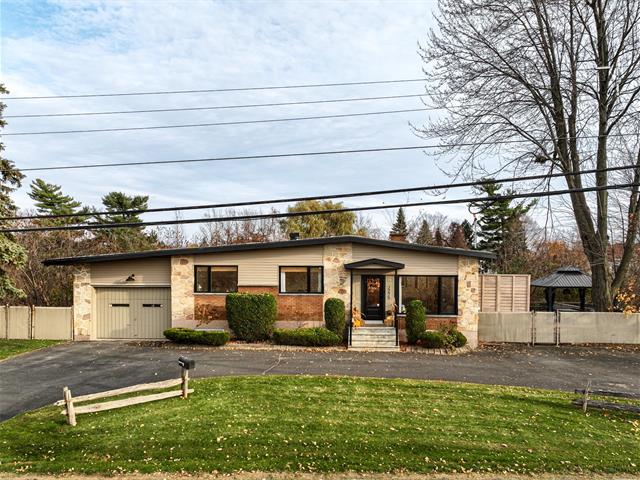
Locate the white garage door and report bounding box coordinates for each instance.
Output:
[95,287,171,339]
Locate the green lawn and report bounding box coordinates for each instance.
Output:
[0,339,63,361]
[0,376,638,475]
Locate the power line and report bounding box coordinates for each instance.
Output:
[15,132,640,172]
[5,164,638,222]
[4,93,427,118]
[1,78,425,100]
[3,107,427,136]
[4,182,637,233]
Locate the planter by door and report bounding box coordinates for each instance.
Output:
[362,275,385,321]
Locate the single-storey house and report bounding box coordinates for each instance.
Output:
[44,235,496,349]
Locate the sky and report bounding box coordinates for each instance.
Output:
[2,0,509,238]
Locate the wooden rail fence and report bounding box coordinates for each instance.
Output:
[56,363,194,426]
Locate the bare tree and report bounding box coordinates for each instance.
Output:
[418,0,640,310]
[196,208,283,246]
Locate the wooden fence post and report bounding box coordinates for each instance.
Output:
[63,387,77,426]
[582,380,592,413]
[30,305,35,340]
[181,367,189,399]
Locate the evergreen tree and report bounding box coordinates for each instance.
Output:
[93,192,157,251]
[0,84,27,299]
[447,222,469,249]
[461,219,475,249]
[433,227,445,246]
[470,179,534,272]
[414,219,434,245]
[280,200,357,238]
[391,207,408,236]
[28,179,81,216]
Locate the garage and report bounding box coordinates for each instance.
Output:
[95,287,171,339]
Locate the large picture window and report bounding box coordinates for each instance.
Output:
[279,266,323,294]
[399,275,457,315]
[194,266,238,293]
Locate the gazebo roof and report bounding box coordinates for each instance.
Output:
[531,266,592,288]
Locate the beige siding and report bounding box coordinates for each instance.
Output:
[91,258,171,286]
[95,287,171,339]
[351,244,458,275]
[480,274,530,312]
[194,245,324,286]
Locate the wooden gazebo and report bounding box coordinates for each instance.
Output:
[531,266,592,311]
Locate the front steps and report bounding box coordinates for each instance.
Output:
[349,326,399,352]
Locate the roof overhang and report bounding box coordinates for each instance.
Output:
[344,258,405,270]
[44,235,497,266]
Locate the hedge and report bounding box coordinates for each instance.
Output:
[272,327,343,347]
[405,299,426,344]
[164,327,229,346]
[418,327,467,349]
[226,293,277,341]
[324,298,346,337]
[419,331,447,348]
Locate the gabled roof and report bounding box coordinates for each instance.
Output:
[43,235,497,266]
[531,266,592,288]
[344,258,405,270]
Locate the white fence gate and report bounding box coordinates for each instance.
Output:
[479,311,640,345]
[1,306,73,340]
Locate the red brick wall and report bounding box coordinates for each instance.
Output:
[397,316,459,330]
[194,286,324,324]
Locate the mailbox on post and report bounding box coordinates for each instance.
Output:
[178,356,195,399]
[178,356,195,370]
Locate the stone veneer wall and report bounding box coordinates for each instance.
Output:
[457,256,480,348]
[322,243,353,319]
[72,265,92,340]
[171,255,195,328]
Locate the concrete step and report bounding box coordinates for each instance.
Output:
[349,346,400,352]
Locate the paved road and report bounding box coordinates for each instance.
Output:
[1,342,638,421]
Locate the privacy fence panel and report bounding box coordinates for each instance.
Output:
[479,311,640,345]
[33,307,73,340]
[478,312,532,343]
[7,306,31,339]
[533,312,556,344]
[479,275,531,312]
[2,306,73,340]
[0,306,6,338]
[559,312,640,344]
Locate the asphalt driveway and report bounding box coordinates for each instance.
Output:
[1,342,638,421]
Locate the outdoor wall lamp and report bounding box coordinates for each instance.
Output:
[125,274,136,282]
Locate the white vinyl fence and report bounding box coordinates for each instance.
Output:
[479,311,640,345]
[1,306,73,340]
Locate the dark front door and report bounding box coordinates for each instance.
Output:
[362,275,385,321]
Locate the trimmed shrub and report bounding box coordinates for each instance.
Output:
[449,329,467,348]
[163,327,229,346]
[272,327,343,347]
[405,299,426,344]
[324,298,346,337]
[440,324,468,348]
[419,330,447,348]
[226,293,277,341]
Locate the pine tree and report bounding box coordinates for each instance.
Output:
[0,84,27,299]
[461,219,475,249]
[28,179,81,216]
[391,207,408,236]
[433,227,445,246]
[470,179,534,271]
[93,192,157,251]
[415,219,434,245]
